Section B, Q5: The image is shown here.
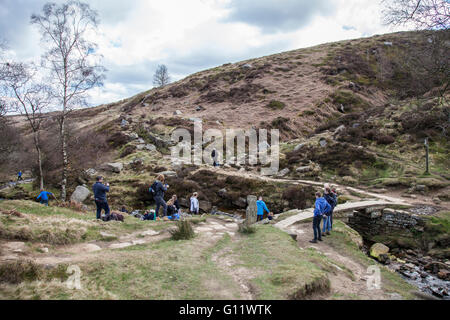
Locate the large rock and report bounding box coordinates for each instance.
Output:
[245,195,258,225]
[232,197,247,208]
[70,186,91,203]
[370,243,390,260]
[294,143,305,152]
[199,200,212,213]
[158,171,177,178]
[102,163,123,173]
[276,168,290,177]
[296,166,311,173]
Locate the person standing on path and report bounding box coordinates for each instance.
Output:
[190,192,200,215]
[92,176,110,220]
[323,187,337,235]
[310,192,331,244]
[256,196,270,222]
[17,171,23,181]
[153,174,169,217]
[211,148,219,167]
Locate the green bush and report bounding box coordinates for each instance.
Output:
[238,223,256,235]
[170,220,195,241]
[267,100,286,110]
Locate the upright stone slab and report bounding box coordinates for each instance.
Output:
[70,185,91,203]
[245,195,258,225]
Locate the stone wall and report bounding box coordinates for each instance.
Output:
[347,207,425,239]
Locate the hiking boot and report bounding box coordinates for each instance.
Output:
[318,238,323,241]
[309,240,318,244]
[326,231,331,235]
[322,233,327,237]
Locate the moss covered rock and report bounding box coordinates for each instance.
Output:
[370,243,390,260]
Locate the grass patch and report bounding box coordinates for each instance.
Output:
[267,100,286,110]
[169,220,195,241]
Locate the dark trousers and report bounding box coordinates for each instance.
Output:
[155,196,167,217]
[313,215,322,240]
[40,199,49,206]
[330,212,333,230]
[257,215,264,221]
[17,176,23,181]
[95,200,110,219]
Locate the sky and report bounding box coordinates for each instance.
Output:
[0,0,407,107]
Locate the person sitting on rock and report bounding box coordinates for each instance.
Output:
[92,176,110,220]
[172,194,181,214]
[267,212,274,221]
[36,189,56,206]
[166,198,178,216]
[190,192,199,215]
[120,206,129,214]
[310,192,331,244]
[256,196,270,222]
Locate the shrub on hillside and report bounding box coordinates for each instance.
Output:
[267,100,286,110]
[376,135,395,145]
[120,145,136,158]
[170,220,195,241]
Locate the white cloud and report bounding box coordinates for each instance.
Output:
[1,0,409,107]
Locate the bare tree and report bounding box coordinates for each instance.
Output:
[1,62,51,189]
[31,1,106,200]
[153,64,170,87]
[382,0,450,29]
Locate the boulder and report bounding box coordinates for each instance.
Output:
[199,200,212,213]
[173,110,182,115]
[102,163,123,173]
[70,186,91,203]
[294,143,305,152]
[277,168,290,177]
[218,188,228,198]
[136,144,157,151]
[370,243,390,260]
[334,125,346,136]
[319,138,328,147]
[241,63,252,69]
[233,197,247,208]
[85,168,97,177]
[120,119,129,127]
[296,166,311,173]
[158,171,177,178]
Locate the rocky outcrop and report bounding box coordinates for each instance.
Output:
[70,186,91,204]
[370,243,390,260]
[101,163,124,173]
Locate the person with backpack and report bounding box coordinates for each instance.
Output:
[151,174,169,217]
[256,196,270,222]
[190,192,199,215]
[36,189,56,206]
[310,192,331,244]
[211,148,219,167]
[322,186,337,235]
[92,176,110,220]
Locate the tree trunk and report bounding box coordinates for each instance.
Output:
[33,131,44,190]
[60,115,68,201]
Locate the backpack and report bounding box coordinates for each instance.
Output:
[149,182,158,197]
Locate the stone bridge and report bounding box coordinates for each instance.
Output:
[274,200,412,231]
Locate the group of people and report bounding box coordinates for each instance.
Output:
[310,184,338,244]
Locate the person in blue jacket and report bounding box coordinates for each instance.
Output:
[36,189,55,206]
[256,196,270,221]
[92,176,110,220]
[310,192,331,244]
[17,171,23,181]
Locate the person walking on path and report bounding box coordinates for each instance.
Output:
[256,196,270,222]
[323,186,337,235]
[17,171,23,181]
[190,192,200,215]
[92,176,110,220]
[153,174,169,217]
[36,189,56,206]
[310,192,331,244]
[211,148,219,167]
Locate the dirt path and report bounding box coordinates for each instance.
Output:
[191,166,411,204]
[289,223,392,300]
